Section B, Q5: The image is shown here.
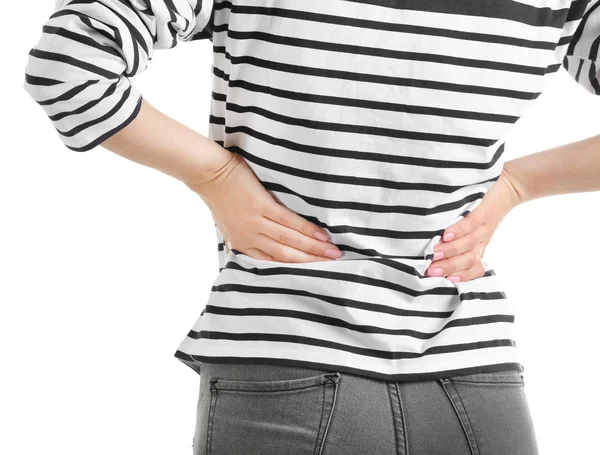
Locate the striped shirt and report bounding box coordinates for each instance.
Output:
[24,0,600,382]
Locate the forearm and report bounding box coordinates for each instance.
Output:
[503,133,600,204]
[101,97,236,193]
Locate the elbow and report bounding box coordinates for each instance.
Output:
[23,48,59,105]
[23,50,39,102]
[22,25,143,152]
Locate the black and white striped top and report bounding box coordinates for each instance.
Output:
[24,0,600,381]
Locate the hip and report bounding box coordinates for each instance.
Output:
[191,361,539,455]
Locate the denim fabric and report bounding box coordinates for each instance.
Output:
[192,362,539,455]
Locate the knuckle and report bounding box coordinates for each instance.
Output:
[277,232,289,244]
[448,245,459,257]
[316,246,327,256]
[467,237,478,251]
[304,244,319,256]
[303,223,317,237]
[278,213,290,226]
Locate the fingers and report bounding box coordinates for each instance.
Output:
[224,236,279,262]
[259,198,342,262]
[450,261,487,282]
[243,247,276,261]
[439,209,485,244]
[253,233,337,263]
[426,246,486,281]
[260,216,342,260]
[207,155,344,264]
[426,210,490,282]
[433,225,488,260]
[263,201,333,245]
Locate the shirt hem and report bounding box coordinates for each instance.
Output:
[173,349,524,383]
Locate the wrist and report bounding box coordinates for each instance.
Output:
[183,149,241,197]
[501,160,530,206]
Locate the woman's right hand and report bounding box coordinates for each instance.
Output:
[185,152,343,262]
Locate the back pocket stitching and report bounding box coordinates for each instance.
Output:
[206,373,340,455]
[313,382,327,455]
[210,372,333,392]
[316,377,340,455]
[439,379,481,455]
[448,371,523,385]
[450,380,523,386]
[206,380,219,455]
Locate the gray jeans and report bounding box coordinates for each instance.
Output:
[192,362,539,455]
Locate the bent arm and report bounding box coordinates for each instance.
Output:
[22,0,224,194]
[23,0,214,151]
[102,97,236,193]
[504,0,600,204]
[503,133,600,204]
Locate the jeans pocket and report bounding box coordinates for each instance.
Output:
[438,370,539,455]
[445,369,525,386]
[205,371,341,455]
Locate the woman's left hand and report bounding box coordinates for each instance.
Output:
[425,168,523,282]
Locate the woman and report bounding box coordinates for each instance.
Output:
[23,0,600,454]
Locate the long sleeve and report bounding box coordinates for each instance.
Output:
[562,0,600,95]
[23,0,214,152]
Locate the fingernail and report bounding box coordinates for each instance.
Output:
[314,231,329,241]
[443,231,455,241]
[447,275,461,282]
[325,248,343,259]
[433,250,444,260]
[428,267,443,276]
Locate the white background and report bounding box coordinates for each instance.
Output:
[2,2,599,454]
